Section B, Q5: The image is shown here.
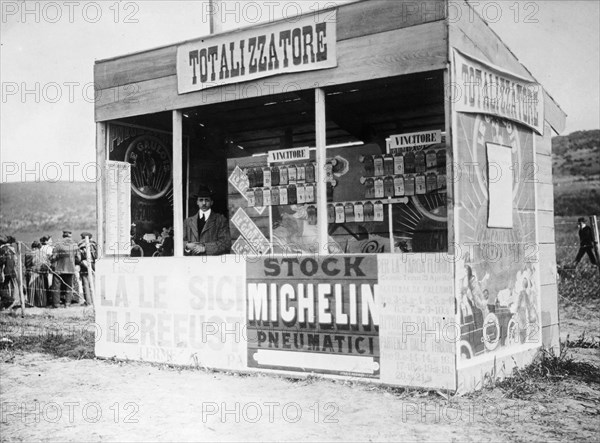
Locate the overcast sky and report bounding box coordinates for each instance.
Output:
[1,0,599,182]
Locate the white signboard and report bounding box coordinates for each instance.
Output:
[95,257,247,370]
[453,49,544,135]
[267,147,310,163]
[387,130,442,154]
[105,161,131,255]
[177,11,337,94]
[486,143,513,228]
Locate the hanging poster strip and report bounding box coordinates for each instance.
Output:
[105,161,131,255]
[452,49,544,135]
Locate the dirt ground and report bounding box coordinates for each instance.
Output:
[1,305,599,442]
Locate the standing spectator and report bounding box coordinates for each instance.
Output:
[25,241,49,307]
[0,235,19,310]
[40,235,54,289]
[574,217,598,267]
[49,230,81,308]
[78,232,97,306]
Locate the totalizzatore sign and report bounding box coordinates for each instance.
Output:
[177,11,337,94]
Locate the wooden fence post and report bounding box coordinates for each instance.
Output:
[16,242,26,317]
[590,215,600,277]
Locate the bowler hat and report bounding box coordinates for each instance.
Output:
[80,232,93,239]
[577,217,586,223]
[192,185,214,199]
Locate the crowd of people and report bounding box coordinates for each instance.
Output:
[0,230,97,310]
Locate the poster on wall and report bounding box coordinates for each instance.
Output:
[453,112,541,367]
[95,257,247,370]
[105,161,131,255]
[326,143,448,254]
[378,254,455,389]
[452,49,544,135]
[246,256,380,378]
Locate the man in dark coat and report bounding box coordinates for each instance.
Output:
[183,185,231,255]
[0,235,19,309]
[50,230,81,308]
[574,217,598,267]
[78,232,97,305]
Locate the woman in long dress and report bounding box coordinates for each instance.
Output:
[25,241,49,307]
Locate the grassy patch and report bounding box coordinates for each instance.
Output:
[495,347,600,400]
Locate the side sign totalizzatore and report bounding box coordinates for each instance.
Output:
[246,256,380,378]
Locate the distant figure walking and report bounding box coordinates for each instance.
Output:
[574,217,598,267]
[49,230,81,308]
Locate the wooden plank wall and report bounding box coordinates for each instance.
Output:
[95,0,447,121]
[536,121,559,351]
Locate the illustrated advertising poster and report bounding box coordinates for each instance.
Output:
[453,111,541,367]
[326,143,448,254]
[246,256,380,378]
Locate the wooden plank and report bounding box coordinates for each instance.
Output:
[444,69,454,256]
[537,210,555,244]
[536,122,552,156]
[95,46,177,90]
[316,88,328,253]
[95,1,446,90]
[539,243,557,286]
[536,182,554,212]
[337,0,445,41]
[536,153,552,186]
[541,323,560,351]
[95,21,448,122]
[96,122,106,258]
[540,283,558,327]
[173,111,184,257]
[544,90,567,134]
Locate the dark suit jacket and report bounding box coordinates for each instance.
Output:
[183,212,231,255]
[579,225,594,247]
[51,238,81,274]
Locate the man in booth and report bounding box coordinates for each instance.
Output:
[183,185,231,255]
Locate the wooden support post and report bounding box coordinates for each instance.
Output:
[315,88,328,254]
[591,215,600,277]
[16,242,25,317]
[96,122,106,259]
[173,110,184,257]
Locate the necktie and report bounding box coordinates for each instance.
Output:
[197,214,205,238]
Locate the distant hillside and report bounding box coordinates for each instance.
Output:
[552,129,600,179]
[0,181,96,244]
[552,129,600,217]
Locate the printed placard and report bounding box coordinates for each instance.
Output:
[231,208,270,255]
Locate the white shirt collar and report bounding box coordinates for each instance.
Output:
[199,209,211,219]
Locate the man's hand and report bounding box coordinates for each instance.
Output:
[185,242,206,255]
[192,243,206,254]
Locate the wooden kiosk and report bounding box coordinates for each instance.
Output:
[94,0,566,392]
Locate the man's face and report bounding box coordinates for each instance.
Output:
[578,222,584,229]
[197,197,213,212]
